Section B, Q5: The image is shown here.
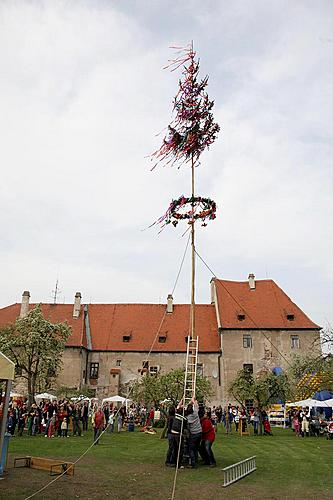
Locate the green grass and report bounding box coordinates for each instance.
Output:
[2,426,333,499]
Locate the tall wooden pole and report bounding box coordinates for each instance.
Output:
[190,155,195,340]
[190,41,196,342]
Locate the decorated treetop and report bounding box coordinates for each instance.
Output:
[150,44,220,170]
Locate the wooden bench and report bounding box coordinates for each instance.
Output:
[14,456,74,476]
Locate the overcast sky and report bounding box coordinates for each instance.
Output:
[0,0,332,330]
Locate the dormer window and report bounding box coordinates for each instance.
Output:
[287,314,295,321]
[237,314,246,321]
[123,335,131,342]
[159,335,167,343]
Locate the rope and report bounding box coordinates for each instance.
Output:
[24,235,191,500]
[194,248,293,368]
[171,306,193,500]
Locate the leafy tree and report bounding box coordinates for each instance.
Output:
[0,305,71,405]
[130,368,213,407]
[288,351,333,396]
[229,368,292,434]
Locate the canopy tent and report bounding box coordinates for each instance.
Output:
[102,395,132,411]
[286,398,314,407]
[102,395,132,404]
[310,398,333,408]
[35,393,57,401]
[286,398,333,408]
[1,391,24,398]
[0,352,15,476]
[0,352,15,381]
[313,390,333,401]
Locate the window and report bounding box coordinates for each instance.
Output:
[116,359,121,367]
[149,366,159,375]
[89,362,99,379]
[159,335,167,343]
[287,314,295,321]
[291,335,300,349]
[245,399,254,412]
[243,335,252,348]
[142,360,149,369]
[123,335,131,342]
[243,363,253,374]
[197,363,203,377]
[237,314,245,321]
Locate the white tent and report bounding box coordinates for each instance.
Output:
[286,398,333,408]
[310,399,333,408]
[35,392,56,401]
[102,395,131,404]
[286,398,314,407]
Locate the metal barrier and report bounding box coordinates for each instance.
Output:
[222,456,256,487]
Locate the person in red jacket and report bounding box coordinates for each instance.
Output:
[92,407,106,445]
[199,408,216,466]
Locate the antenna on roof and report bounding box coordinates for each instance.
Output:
[51,278,61,305]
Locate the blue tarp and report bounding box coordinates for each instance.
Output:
[313,390,333,401]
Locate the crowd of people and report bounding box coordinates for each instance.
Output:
[287,406,328,437]
[1,398,165,440]
[4,399,90,437]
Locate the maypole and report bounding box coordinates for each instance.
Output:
[150,42,220,388]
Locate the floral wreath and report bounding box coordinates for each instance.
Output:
[156,195,216,229]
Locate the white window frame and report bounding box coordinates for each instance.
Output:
[243,334,252,349]
[149,365,160,375]
[291,335,300,349]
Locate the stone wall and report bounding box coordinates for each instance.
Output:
[86,351,222,404]
[55,328,320,406]
[57,347,88,390]
[220,328,321,405]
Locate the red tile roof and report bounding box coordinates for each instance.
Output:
[87,304,219,352]
[213,278,320,330]
[0,303,86,348]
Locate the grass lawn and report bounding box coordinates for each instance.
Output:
[2,426,332,499]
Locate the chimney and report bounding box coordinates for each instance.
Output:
[73,292,82,318]
[20,291,30,318]
[248,273,256,290]
[167,294,173,314]
[210,279,215,304]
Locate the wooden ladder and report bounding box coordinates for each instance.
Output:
[183,336,199,406]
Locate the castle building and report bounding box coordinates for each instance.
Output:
[0,275,320,405]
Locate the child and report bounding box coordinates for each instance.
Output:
[293,414,300,436]
[263,418,273,436]
[108,412,114,433]
[61,416,68,437]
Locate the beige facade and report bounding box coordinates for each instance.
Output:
[85,351,220,402]
[55,328,319,405]
[0,279,321,407]
[219,328,320,405]
[57,347,88,390]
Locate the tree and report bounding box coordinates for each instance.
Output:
[0,305,71,405]
[229,368,292,434]
[130,368,213,407]
[288,351,333,397]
